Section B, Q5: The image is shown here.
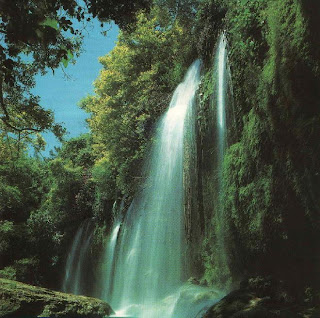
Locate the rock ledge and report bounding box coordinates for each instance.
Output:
[0,278,113,317]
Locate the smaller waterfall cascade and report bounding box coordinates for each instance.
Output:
[102,223,120,299]
[217,33,227,183]
[62,218,95,295]
[100,199,125,301]
[214,33,231,285]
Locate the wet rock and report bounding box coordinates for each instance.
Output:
[0,278,114,317]
[203,277,320,318]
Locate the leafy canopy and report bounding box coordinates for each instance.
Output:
[81,6,196,194]
[0,0,151,144]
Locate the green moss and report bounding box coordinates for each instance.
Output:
[0,266,16,281]
[197,0,320,290]
[0,278,113,317]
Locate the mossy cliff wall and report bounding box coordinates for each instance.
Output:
[191,0,320,293]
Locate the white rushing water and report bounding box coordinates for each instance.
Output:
[100,60,224,317]
[62,218,95,295]
[217,33,227,165]
[99,198,126,300]
[101,223,121,300]
[214,33,230,286]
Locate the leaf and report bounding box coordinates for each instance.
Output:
[40,18,59,30]
[61,50,73,68]
[67,50,74,60]
[62,58,68,68]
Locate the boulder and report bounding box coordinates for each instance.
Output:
[203,277,320,318]
[0,278,114,317]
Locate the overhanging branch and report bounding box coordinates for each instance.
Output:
[0,75,42,133]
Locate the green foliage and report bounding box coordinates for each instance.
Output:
[223,138,274,253]
[24,134,117,286]
[0,221,31,269]
[197,0,320,289]
[0,0,152,147]
[195,0,320,290]
[13,258,40,284]
[41,136,98,225]
[91,224,109,259]
[0,133,103,286]
[39,18,59,30]
[91,157,117,222]
[59,134,95,168]
[92,157,116,196]
[82,7,196,195]
[27,209,57,255]
[201,236,232,289]
[0,221,14,257]
[0,143,45,222]
[0,266,16,280]
[194,0,226,64]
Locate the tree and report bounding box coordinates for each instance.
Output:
[81,6,196,195]
[0,0,151,140]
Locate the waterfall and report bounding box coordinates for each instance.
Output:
[100,200,125,300]
[101,222,121,300]
[102,60,215,317]
[214,33,231,286]
[216,33,227,234]
[217,34,227,151]
[62,218,95,295]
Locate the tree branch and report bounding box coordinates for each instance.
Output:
[0,75,42,133]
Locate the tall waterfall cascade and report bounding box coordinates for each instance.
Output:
[99,60,222,317]
[62,218,95,295]
[61,35,233,317]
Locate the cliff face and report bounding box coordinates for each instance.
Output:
[192,0,320,292]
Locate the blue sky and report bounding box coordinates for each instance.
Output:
[32,20,119,156]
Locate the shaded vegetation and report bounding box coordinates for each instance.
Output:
[0,0,151,146]
[0,134,114,288]
[197,0,320,293]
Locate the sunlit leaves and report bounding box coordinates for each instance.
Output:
[0,0,152,145]
[61,49,75,68]
[81,7,195,194]
[39,18,59,30]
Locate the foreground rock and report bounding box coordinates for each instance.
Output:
[203,277,320,318]
[0,278,113,317]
